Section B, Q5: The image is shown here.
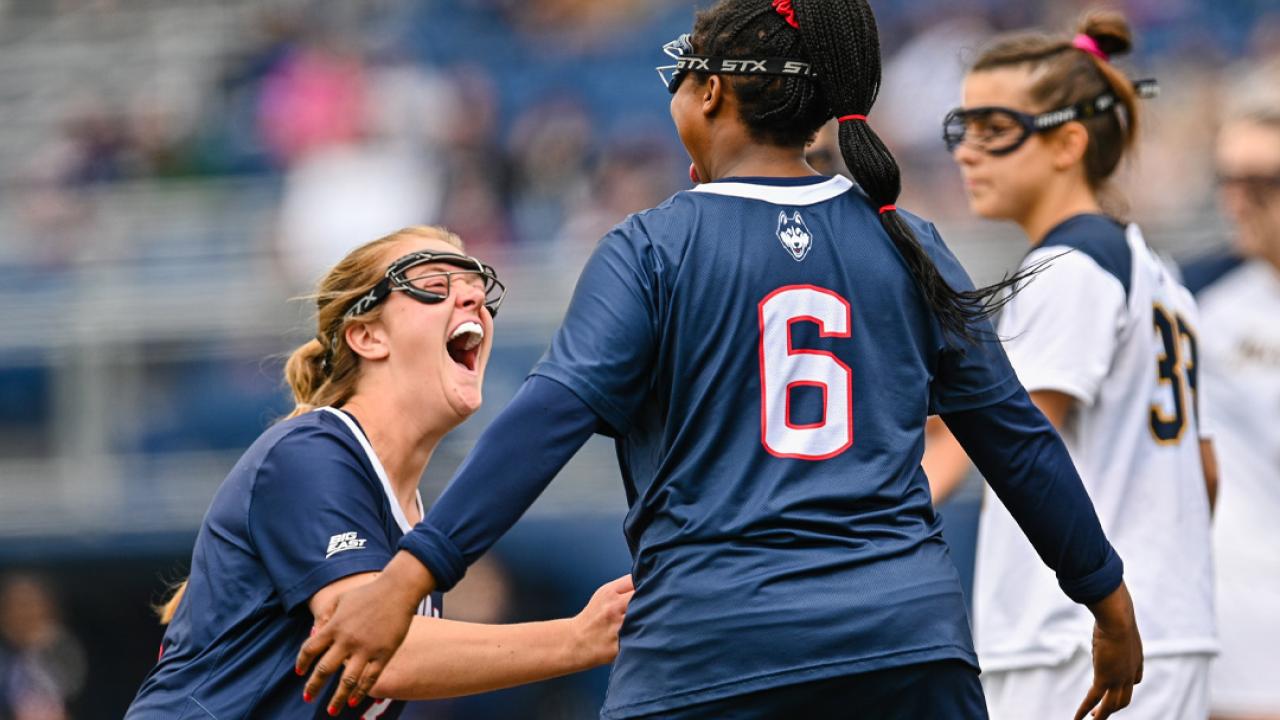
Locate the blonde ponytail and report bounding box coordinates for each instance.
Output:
[158,580,187,624]
[283,338,334,419]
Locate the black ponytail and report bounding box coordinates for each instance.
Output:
[790,0,1029,341]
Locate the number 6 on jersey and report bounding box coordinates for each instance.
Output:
[758,285,853,460]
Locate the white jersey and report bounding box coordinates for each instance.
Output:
[1183,255,1280,713]
[973,216,1216,671]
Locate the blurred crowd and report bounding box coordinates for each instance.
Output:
[7,0,1279,279]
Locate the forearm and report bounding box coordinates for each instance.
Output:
[1199,438,1218,515]
[373,616,595,700]
[398,375,600,591]
[944,387,1122,604]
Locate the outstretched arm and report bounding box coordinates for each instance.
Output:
[305,572,633,705]
[374,575,633,700]
[297,375,604,711]
[926,389,1075,504]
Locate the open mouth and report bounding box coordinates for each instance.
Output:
[446,321,484,373]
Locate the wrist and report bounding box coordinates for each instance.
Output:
[564,615,604,669]
[1087,581,1136,633]
[381,550,437,603]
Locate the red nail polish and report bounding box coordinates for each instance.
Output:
[328,705,339,716]
[296,666,305,676]
[303,692,312,703]
[348,696,359,707]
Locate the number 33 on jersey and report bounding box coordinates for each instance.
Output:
[1150,303,1199,444]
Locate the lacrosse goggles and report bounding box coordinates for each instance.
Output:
[343,250,506,321]
[942,78,1160,156]
[656,33,818,95]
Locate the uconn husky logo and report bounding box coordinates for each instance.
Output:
[776,211,814,262]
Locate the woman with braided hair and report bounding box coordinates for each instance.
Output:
[298,2,1142,718]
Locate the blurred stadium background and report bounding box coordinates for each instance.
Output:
[0,0,1274,717]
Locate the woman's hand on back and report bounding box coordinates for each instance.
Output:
[1076,581,1143,720]
[570,575,635,666]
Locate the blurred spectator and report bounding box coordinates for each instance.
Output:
[553,134,682,253]
[487,0,684,52]
[257,38,368,167]
[0,575,86,720]
[507,95,595,246]
[430,65,516,256]
[274,45,459,288]
[1180,56,1280,720]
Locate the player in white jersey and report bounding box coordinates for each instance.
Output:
[926,12,1218,720]
[1181,73,1280,720]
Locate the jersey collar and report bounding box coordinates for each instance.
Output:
[690,174,853,205]
[319,407,423,533]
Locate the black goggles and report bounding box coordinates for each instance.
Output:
[656,33,817,95]
[343,251,505,320]
[942,78,1159,156]
[1217,172,1280,192]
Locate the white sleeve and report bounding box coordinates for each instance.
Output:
[996,247,1127,405]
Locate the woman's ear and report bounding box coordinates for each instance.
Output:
[702,74,725,118]
[345,320,390,362]
[1052,121,1091,172]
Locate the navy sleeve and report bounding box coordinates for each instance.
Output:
[527,217,661,435]
[398,375,602,591]
[1179,250,1243,296]
[248,427,394,613]
[942,388,1124,605]
[921,222,1022,414]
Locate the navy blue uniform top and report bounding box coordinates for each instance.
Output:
[1180,249,1245,296]
[128,408,439,720]
[399,176,1122,718]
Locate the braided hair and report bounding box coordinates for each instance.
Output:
[691,0,1029,341]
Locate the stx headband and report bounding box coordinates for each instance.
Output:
[657,33,817,94]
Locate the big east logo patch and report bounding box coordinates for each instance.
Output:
[776,211,814,262]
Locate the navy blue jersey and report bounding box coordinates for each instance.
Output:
[127,408,440,720]
[527,176,1021,716]
[1180,249,1245,296]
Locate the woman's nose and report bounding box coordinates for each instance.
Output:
[454,278,485,309]
[951,141,982,166]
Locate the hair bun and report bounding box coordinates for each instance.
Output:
[1078,10,1133,58]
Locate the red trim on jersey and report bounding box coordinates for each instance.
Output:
[784,380,829,430]
[758,284,854,461]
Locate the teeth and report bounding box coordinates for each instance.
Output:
[450,321,484,351]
